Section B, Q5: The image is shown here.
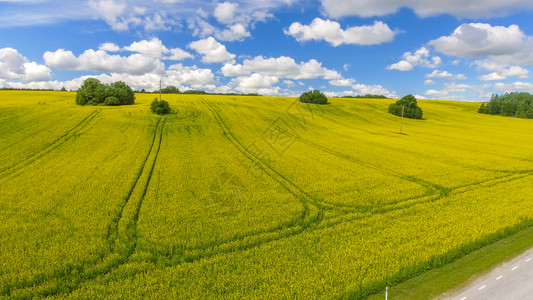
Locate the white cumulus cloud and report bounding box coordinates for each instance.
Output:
[233,73,279,94]
[99,42,120,52]
[429,23,529,58]
[188,37,236,64]
[0,47,51,82]
[285,18,398,46]
[214,2,238,24]
[88,0,127,31]
[124,38,169,57]
[43,48,164,75]
[329,78,356,86]
[478,66,529,81]
[493,81,533,93]
[23,62,53,82]
[425,89,448,98]
[165,63,216,89]
[215,23,251,42]
[324,84,398,98]
[430,23,533,73]
[221,55,341,80]
[320,0,533,18]
[187,2,273,41]
[426,70,467,80]
[387,47,442,71]
[166,48,194,61]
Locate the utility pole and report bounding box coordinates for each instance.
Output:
[385,286,388,300]
[400,103,405,134]
[159,79,162,102]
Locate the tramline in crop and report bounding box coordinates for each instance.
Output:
[0,91,531,299]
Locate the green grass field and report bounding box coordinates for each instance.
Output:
[0,90,532,299]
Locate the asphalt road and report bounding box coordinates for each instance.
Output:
[443,246,533,300]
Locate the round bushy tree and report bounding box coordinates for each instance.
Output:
[388,94,423,119]
[108,81,135,105]
[299,90,328,104]
[150,98,171,115]
[76,79,135,106]
[104,96,120,106]
[91,83,109,105]
[75,78,103,105]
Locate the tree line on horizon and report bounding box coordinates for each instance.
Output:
[478,92,533,119]
[137,85,262,96]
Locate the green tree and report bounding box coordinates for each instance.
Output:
[527,102,533,119]
[481,92,533,118]
[500,99,517,116]
[108,81,135,105]
[515,100,529,118]
[76,79,135,106]
[76,78,103,105]
[388,94,423,119]
[160,85,180,94]
[91,83,109,105]
[478,102,487,114]
[104,96,120,106]
[487,94,502,115]
[150,98,171,115]
[183,90,206,94]
[299,90,328,104]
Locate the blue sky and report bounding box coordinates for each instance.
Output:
[1,0,533,101]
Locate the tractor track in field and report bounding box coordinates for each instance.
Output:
[0,111,80,152]
[146,101,438,266]
[313,108,533,173]
[6,103,333,295]
[106,117,164,252]
[4,102,531,298]
[63,171,533,291]
[252,109,533,212]
[207,103,533,224]
[1,116,166,299]
[251,110,445,206]
[200,103,533,241]
[205,102,361,211]
[204,101,324,212]
[145,102,322,256]
[0,109,101,183]
[7,101,528,295]
[291,127,531,213]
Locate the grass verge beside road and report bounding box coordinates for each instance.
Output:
[367,225,533,300]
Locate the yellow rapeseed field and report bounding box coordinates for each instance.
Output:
[0,90,531,298]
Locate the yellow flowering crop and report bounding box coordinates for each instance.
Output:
[0,91,531,299]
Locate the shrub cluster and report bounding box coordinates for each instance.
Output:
[160,85,180,94]
[299,90,328,104]
[388,94,423,119]
[150,98,172,115]
[478,92,533,118]
[76,78,135,106]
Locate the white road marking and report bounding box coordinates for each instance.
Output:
[527,258,531,262]
[512,266,518,270]
[459,297,467,300]
[496,275,503,280]
[479,285,486,290]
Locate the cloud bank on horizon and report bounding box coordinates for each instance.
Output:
[1,0,533,100]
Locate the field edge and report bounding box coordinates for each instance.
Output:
[365,224,533,300]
